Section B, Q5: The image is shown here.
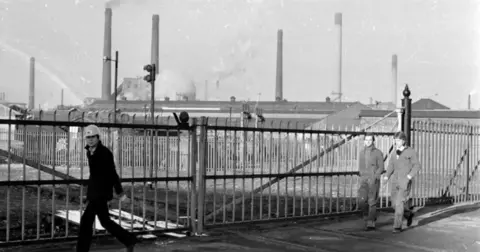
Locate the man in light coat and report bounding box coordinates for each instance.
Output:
[357,133,384,230]
[384,131,421,233]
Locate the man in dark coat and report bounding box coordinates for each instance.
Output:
[357,133,384,230]
[76,125,137,252]
[384,131,421,233]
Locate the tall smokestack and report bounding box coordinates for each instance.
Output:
[61,89,64,107]
[204,80,208,101]
[392,54,398,107]
[28,57,35,110]
[468,94,471,110]
[101,8,112,100]
[151,14,159,75]
[275,29,283,101]
[334,13,343,102]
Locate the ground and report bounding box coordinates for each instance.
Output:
[3,202,479,252]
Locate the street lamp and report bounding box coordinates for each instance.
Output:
[104,50,119,123]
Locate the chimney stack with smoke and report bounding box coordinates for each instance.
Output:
[101,8,113,100]
[151,14,160,75]
[275,29,283,101]
[61,89,64,108]
[334,13,343,102]
[28,57,35,110]
[392,54,398,107]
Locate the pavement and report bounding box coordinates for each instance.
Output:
[3,202,480,252]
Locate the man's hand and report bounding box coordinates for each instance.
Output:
[407,174,412,180]
[81,195,88,204]
[383,175,389,181]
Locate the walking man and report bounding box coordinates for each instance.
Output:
[384,131,421,233]
[76,125,137,252]
[357,133,384,230]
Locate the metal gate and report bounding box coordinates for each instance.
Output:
[0,114,197,246]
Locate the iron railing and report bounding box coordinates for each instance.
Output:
[1,106,479,246]
[0,116,196,246]
[411,120,480,206]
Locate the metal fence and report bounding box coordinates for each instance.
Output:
[0,107,479,246]
[410,120,480,206]
[0,117,196,246]
[198,117,397,229]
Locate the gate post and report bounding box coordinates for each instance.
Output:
[402,85,412,146]
[196,117,208,234]
[189,118,198,234]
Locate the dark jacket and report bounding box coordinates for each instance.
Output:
[358,145,384,179]
[385,147,421,188]
[85,141,123,201]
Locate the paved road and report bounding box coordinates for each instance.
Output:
[4,203,480,252]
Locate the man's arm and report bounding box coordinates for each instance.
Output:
[407,149,422,179]
[385,153,395,179]
[108,151,123,195]
[374,150,385,178]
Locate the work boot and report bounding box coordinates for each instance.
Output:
[407,213,414,227]
[126,245,135,252]
[364,220,375,231]
[392,228,402,233]
[126,240,137,252]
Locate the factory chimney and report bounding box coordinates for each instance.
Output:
[60,89,64,108]
[101,8,112,100]
[392,54,398,107]
[275,29,283,101]
[28,57,35,110]
[333,13,343,102]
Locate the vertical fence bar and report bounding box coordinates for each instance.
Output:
[466,124,472,201]
[21,123,27,240]
[36,111,43,239]
[189,118,197,233]
[5,110,12,242]
[51,113,57,238]
[197,117,207,233]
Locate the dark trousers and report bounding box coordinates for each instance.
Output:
[391,181,413,229]
[358,177,380,222]
[76,199,136,252]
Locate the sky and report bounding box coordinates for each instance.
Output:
[0,0,478,109]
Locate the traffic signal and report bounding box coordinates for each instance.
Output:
[143,64,156,83]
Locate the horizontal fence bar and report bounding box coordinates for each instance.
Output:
[204,171,360,180]
[0,177,193,186]
[205,125,396,135]
[0,119,190,130]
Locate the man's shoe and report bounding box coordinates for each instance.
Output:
[126,243,136,252]
[392,228,402,233]
[364,220,376,231]
[407,213,414,227]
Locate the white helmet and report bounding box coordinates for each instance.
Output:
[85,124,101,138]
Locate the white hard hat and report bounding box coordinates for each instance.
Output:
[85,124,101,138]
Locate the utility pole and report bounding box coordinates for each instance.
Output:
[104,51,119,123]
